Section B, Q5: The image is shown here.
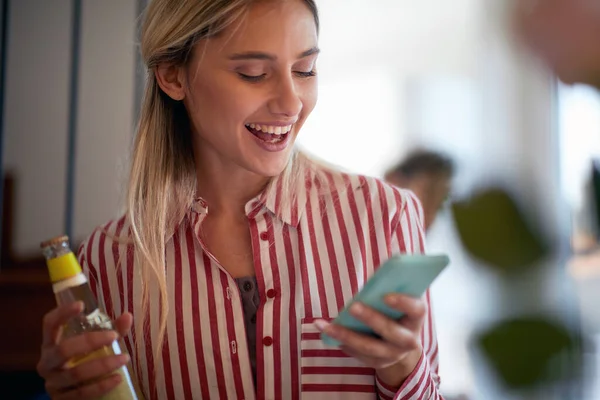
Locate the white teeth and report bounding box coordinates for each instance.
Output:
[246,123,293,135]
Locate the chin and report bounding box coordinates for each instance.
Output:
[248,154,294,178]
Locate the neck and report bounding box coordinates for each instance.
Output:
[194,148,271,219]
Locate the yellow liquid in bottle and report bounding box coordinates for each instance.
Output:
[67,340,138,400]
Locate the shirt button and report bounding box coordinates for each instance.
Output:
[259,231,269,241]
[262,336,273,347]
[266,289,276,298]
[243,281,253,292]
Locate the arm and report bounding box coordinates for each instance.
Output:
[374,290,441,399]
[375,190,442,399]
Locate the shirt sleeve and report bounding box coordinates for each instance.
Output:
[376,190,443,400]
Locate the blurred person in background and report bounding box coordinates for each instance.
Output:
[514,0,600,88]
[385,149,455,232]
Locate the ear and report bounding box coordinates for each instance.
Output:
[155,63,186,101]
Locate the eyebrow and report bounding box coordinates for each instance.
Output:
[228,46,320,61]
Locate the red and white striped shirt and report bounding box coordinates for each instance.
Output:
[78,168,443,400]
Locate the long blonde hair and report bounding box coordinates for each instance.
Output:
[129,0,320,364]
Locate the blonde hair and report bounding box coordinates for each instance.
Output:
[129,0,319,366]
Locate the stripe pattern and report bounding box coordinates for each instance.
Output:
[79,169,442,399]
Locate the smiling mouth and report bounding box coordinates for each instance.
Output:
[245,123,293,143]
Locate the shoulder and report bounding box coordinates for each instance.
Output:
[77,215,131,277]
[312,168,421,222]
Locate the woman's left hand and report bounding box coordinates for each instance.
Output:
[314,293,426,388]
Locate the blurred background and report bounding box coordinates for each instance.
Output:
[0,0,599,399]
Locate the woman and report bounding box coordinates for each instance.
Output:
[36,0,442,399]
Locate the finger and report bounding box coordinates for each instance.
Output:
[45,354,129,393]
[40,331,119,373]
[53,373,122,400]
[339,345,382,367]
[113,312,133,338]
[383,294,427,331]
[348,303,420,350]
[42,302,84,347]
[316,319,399,361]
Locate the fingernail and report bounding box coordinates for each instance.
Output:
[385,294,400,305]
[121,354,130,363]
[350,303,364,315]
[314,319,329,332]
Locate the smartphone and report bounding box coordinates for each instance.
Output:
[320,254,449,347]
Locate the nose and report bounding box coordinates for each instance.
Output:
[268,75,302,117]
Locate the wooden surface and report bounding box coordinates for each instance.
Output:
[0,265,54,371]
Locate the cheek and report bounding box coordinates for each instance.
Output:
[306,83,318,110]
[188,79,257,125]
[299,84,318,121]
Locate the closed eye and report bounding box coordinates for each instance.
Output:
[238,73,267,82]
[295,70,317,78]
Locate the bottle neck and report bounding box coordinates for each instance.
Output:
[52,273,88,294]
[53,273,99,312]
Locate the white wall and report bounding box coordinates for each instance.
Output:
[3,0,137,257]
[300,0,480,178]
[73,0,137,243]
[3,0,72,257]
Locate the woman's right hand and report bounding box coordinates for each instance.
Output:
[37,301,133,399]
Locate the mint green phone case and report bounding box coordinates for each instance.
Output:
[320,254,450,347]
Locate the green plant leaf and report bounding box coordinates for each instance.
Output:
[475,317,583,389]
[451,187,549,272]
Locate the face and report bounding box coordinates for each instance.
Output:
[158,0,319,178]
[514,0,600,86]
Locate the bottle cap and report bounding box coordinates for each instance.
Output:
[40,235,70,249]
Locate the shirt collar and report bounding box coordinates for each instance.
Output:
[191,169,314,228]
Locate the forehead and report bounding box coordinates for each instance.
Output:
[202,0,318,58]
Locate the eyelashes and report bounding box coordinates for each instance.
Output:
[237,73,266,82]
[238,70,317,83]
